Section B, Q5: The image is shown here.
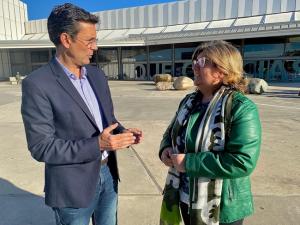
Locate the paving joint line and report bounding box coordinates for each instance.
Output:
[129,146,163,194]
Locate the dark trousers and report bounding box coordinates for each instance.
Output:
[180,202,244,225]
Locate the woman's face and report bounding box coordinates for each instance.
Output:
[192,53,223,90]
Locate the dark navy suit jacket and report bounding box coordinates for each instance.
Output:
[21,58,124,208]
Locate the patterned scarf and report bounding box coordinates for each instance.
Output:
[160,86,233,225]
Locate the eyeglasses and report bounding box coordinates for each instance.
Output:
[192,57,214,70]
[75,37,98,48]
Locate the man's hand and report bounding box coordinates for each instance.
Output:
[99,123,136,151]
[170,154,186,172]
[161,147,173,167]
[123,128,143,144]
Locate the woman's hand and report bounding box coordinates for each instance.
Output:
[171,154,186,172]
[161,147,173,167]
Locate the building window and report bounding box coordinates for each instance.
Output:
[174,42,199,78]
[97,48,119,79]
[30,49,50,71]
[243,37,285,58]
[149,45,172,78]
[10,49,31,75]
[31,50,49,63]
[244,44,284,58]
[285,36,300,56]
[122,46,147,80]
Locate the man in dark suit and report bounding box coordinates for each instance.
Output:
[21,3,142,225]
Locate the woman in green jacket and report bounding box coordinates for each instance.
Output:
[159,40,261,225]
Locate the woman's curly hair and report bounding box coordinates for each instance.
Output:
[192,40,247,93]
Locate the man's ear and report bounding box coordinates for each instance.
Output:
[60,33,71,48]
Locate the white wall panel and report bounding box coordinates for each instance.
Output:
[213,0,221,20]
[200,0,208,21]
[24,3,27,21]
[296,0,300,10]
[9,1,15,20]
[11,21,17,39]
[168,3,174,25]
[30,21,36,33]
[3,1,9,18]
[138,7,145,28]
[143,7,149,28]
[230,0,239,17]
[0,0,27,39]
[110,10,116,29]
[157,4,164,27]
[14,4,20,21]
[16,21,21,37]
[178,1,185,24]
[102,11,108,29]
[194,0,200,22]
[107,11,112,29]
[0,3,3,18]
[133,8,139,28]
[183,0,189,24]
[4,19,11,36]
[171,3,178,25]
[259,0,268,14]
[266,0,274,13]
[238,0,246,17]
[272,0,281,13]
[147,5,157,27]
[125,8,130,28]
[253,0,260,15]
[162,4,168,26]
[0,18,5,35]
[281,0,288,11]
[20,4,25,34]
[115,10,120,29]
[207,0,213,21]
[244,0,253,16]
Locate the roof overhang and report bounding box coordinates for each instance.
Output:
[1,11,300,49]
[140,22,300,45]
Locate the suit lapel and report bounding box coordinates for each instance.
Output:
[49,58,98,128]
[86,68,110,125]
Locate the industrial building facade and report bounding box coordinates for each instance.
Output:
[0,0,300,82]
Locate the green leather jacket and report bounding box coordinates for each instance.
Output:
[159,91,261,223]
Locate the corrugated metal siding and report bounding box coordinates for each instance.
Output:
[24,0,300,33]
[0,0,27,40]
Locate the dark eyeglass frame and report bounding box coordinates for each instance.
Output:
[75,37,98,48]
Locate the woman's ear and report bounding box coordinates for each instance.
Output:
[213,70,224,84]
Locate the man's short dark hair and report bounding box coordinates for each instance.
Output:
[47,3,99,46]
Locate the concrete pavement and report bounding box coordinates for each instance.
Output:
[0,81,299,225]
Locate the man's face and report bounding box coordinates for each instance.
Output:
[68,22,97,66]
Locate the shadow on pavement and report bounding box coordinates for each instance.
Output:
[0,178,54,225]
[263,90,300,99]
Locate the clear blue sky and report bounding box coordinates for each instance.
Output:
[22,0,179,20]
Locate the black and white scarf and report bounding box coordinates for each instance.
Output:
[160,86,233,225]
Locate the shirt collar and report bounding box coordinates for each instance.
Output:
[55,56,87,80]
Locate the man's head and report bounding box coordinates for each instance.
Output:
[48,3,99,66]
[48,3,98,46]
